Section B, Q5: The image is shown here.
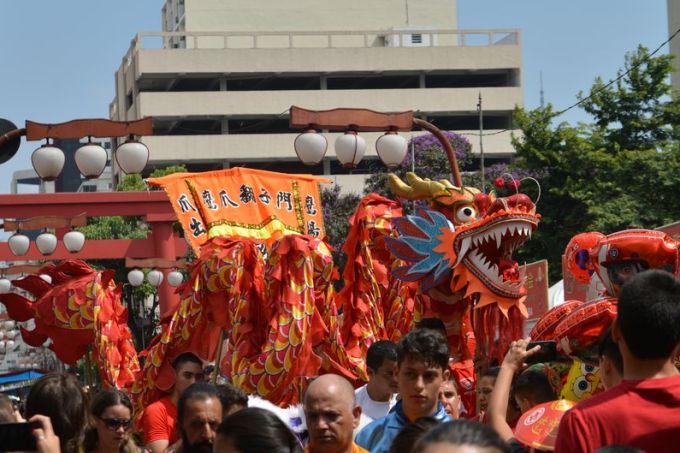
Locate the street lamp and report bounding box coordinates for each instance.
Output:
[294,129,327,165]
[146,269,164,287]
[74,139,108,179]
[7,232,30,256]
[334,131,367,169]
[31,142,66,181]
[127,269,145,287]
[2,214,87,257]
[0,278,10,294]
[375,131,409,169]
[35,231,58,256]
[0,117,153,181]
[124,258,186,349]
[289,106,463,186]
[63,230,86,253]
[167,270,184,288]
[115,138,150,174]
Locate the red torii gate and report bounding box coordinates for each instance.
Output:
[0,191,186,319]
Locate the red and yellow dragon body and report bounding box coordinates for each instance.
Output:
[133,168,540,417]
[0,260,139,388]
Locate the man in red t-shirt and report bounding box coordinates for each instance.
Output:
[555,270,680,453]
[142,352,204,453]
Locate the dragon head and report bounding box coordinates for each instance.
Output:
[590,229,679,298]
[387,172,540,315]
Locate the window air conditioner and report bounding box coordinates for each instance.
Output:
[385,27,437,47]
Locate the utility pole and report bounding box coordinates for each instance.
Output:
[540,71,545,108]
[477,92,485,190]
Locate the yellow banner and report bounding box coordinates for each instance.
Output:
[148,168,330,253]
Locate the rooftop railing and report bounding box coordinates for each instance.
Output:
[120,28,520,68]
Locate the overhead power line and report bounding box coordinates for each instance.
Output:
[460,27,680,138]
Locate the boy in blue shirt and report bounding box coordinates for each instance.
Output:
[355,329,451,452]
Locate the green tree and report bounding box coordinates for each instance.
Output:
[512,46,680,282]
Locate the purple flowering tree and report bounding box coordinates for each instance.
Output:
[320,184,361,276]
[364,131,473,198]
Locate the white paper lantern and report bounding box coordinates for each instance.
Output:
[294,130,327,165]
[6,340,15,349]
[31,144,65,181]
[36,232,58,255]
[0,279,11,294]
[167,270,184,287]
[116,139,149,174]
[63,230,86,253]
[127,269,144,287]
[75,141,107,179]
[8,233,30,256]
[376,132,408,168]
[147,269,164,287]
[3,321,14,330]
[335,131,366,168]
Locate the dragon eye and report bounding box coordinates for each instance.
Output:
[455,205,477,223]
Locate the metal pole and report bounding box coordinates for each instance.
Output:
[412,118,462,187]
[411,134,416,211]
[84,347,94,388]
[477,92,485,190]
[212,329,227,384]
[0,128,26,148]
[411,134,415,173]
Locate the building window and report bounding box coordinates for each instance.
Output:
[411,34,423,44]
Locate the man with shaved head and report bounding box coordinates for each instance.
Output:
[303,374,368,453]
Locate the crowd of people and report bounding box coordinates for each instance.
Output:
[4,269,680,452]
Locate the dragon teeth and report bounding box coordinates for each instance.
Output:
[455,237,472,267]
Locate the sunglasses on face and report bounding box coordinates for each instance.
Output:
[101,418,132,431]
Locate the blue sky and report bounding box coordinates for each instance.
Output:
[0,0,671,194]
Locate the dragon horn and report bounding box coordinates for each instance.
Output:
[388,172,450,200]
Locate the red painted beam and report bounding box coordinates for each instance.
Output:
[0,191,173,219]
[0,238,188,262]
[0,191,186,315]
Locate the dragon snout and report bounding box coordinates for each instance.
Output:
[487,193,535,215]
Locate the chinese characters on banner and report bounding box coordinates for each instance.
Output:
[147,167,330,253]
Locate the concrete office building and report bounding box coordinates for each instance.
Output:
[110,0,523,192]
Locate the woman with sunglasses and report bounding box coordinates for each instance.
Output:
[83,389,140,453]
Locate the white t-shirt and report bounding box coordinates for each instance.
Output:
[355,384,397,421]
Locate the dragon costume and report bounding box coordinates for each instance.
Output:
[0,260,139,388]
[136,164,540,418]
[531,229,679,401]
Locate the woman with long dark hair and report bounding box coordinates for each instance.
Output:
[26,373,88,453]
[83,389,139,453]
